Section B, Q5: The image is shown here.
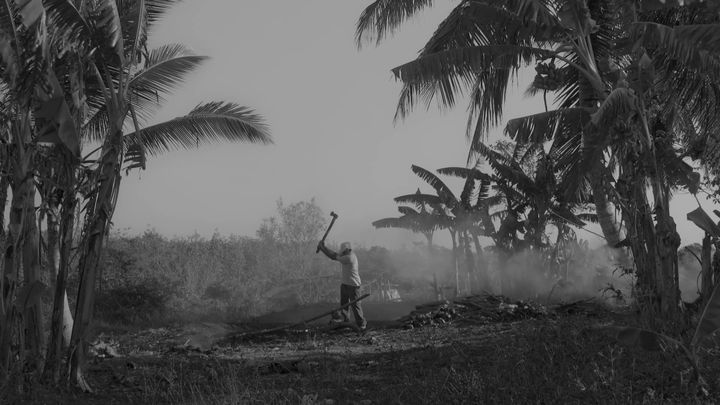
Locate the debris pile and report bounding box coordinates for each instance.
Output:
[399,294,548,329]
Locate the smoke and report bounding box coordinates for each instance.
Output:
[485,247,632,304]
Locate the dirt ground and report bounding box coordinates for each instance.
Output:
[7,299,720,404]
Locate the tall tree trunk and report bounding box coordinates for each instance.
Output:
[46,210,74,346]
[589,170,624,247]
[69,130,123,392]
[0,123,37,379]
[462,231,475,295]
[651,183,681,318]
[450,230,459,297]
[21,183,45,373]
[44,164,76,382]
[471,232,488,292]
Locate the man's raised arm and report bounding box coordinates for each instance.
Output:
[317,241,338,260]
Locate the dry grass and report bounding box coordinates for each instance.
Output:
[5,312,720,404]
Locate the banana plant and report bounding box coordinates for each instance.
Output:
[372,189,442,248]
[356,0,720,318]
[28,0,272,390]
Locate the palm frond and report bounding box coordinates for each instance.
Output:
[410,165,458,204]
[590,87,638,129]
[394,193,443,207]
[123,141,146,174]
[549,207,585,227]
[475,142,538,196]
[576,212,599,223]
[398,206,420,215]
[94,0,125,60]
[372,217,411,229]
[627,22,720,83]
[355,0,434,49]
[44,0,94,53]
[505,107,591,144]
[122,101,271,155]
[129,43,208,110]
[437,166,493,182]
[83,44,209,141]
[119,0,178,55]
[392,45,552,119]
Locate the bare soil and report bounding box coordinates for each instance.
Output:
[6,300,720,404]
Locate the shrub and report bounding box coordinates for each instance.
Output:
[95,279,168,324]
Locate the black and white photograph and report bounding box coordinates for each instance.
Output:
[1,0,720,403]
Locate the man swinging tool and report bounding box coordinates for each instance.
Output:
[316,212,367,331]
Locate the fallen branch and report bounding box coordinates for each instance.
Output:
[227,293,371,340]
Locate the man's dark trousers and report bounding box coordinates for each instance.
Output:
[340,284,366,328]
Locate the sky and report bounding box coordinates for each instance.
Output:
[112,0,714,249]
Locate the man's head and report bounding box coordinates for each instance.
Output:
[340,242,352,254]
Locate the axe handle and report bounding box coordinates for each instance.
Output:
[316,216,338,253]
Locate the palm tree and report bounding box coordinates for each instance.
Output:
[356,0,720,316]
[0,0,272,389]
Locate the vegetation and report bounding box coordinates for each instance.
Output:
[93,199,438,326]
[0,0,270,393]
[358,0,720,322]
[2,0,720,402]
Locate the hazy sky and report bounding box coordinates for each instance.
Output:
[112,0,713,249]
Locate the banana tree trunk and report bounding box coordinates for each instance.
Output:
[21,183,45,372]
[70,130,123,392]
[0,180,22,376]
[651,182,680,318]
[0,121,46,378]
[589,171,624,248]
[450,230,459,297]
[47,211,73,345]
[471,232,488,292]
[462,231,475,295]
[44,175,76,382]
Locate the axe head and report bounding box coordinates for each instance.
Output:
[330,211,338,219]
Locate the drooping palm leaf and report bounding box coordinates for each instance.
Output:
[123,141,146,174]
[627,22,720,82]
[590,87,638,130]
[393,193,443,207]
[84,44,208,141]
[410,165,458,205]
[398,206,420,216]
[372,216,411,229]
[437,166,493,182]
[129,43,207,109]
[355,0,434,48]
[392,45,552,119]
[548,206,585,227]
[43,0,94,53]
[505,108,591,144]
[122,101,271,155]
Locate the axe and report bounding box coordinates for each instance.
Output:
[316,211,339,253]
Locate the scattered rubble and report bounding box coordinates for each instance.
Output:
[398,294,548,329]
